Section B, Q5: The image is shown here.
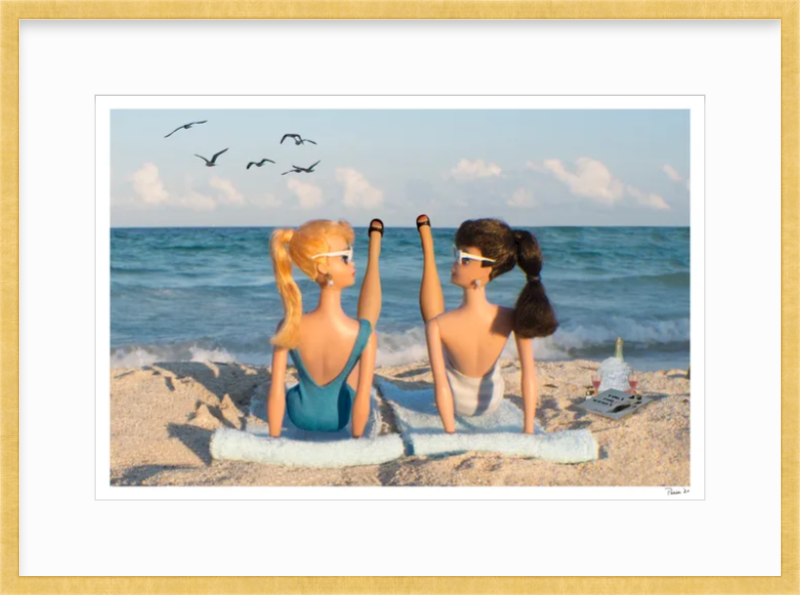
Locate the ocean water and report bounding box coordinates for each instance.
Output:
[110,226,691,371]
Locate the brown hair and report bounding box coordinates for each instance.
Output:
[269,219,355,349]
[455,218,558,338]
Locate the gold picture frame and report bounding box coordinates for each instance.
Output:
[1,2,797,593]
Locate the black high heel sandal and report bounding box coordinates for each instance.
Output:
[416,215,431,231]
[368,218,384,237]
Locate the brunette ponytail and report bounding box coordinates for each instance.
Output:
[512,229,558,338]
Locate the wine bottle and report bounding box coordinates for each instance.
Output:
[615,337,624,362]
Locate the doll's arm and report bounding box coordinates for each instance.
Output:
[351,331,377,438]
[515,334,538,434]
[425,318,457,433]
[267,321,288,437]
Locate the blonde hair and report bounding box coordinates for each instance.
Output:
[270,219,355,349]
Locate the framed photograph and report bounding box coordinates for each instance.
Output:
[2,2,795,593]
[99,95,699,497]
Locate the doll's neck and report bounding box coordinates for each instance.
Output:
[461,285,490,309]
[314,286,347,317]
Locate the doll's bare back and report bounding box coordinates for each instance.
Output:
[435,305,514,377]
[293,312,364,390]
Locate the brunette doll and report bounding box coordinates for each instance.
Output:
[416,215,558,434]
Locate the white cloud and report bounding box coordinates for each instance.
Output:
[448,158,502,181]
[626,185,670,210]
[531,157,625,205]
[507,188,537,208]
[175,189,217,211]
[662,164,684,182]
[287,178,323,210]
[528,157,669,210]
[663,164,691,193]
[117,166,279,211]
[524,160,547,174]
[209,175,245,206]
[250,193,282,209]
[130,163,169,205]
[335,168,384,208]
[120,166,216,211]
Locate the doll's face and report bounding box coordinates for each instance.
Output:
[315,234,356,289]
[450,244,492,289]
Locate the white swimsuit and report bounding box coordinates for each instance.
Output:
[443,349,505,417]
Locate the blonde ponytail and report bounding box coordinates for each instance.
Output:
[270,228,302,349]
[268,219,357,349]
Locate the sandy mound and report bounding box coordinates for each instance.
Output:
[110,359,690,487]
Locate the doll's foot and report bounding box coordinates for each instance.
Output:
[416,214,435,253]
[416,214,431,232]
[367,218,384,238]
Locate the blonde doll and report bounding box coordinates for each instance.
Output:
[268,218,384,438]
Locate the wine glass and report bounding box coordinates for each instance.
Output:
[628,372,639,395]
[591,373,601,394]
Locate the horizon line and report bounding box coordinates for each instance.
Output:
[110,223,691,230]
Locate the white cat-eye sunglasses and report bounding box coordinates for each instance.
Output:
[453,245,496,266]
[311,246,354,265]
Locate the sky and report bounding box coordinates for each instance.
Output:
[110,109,691,228]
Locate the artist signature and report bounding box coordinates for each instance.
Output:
[665,487,690,496]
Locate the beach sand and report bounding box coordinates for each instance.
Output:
[110,359,691,487]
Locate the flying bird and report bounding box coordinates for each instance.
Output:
[164,120,207,138]
[280,133,317,146]
[246,158,276,170]
[194,148,229,167]
[282,160,320,175]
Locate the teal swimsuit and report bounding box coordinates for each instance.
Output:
[286,318,373,432]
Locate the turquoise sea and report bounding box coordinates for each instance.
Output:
[111,226,690,371]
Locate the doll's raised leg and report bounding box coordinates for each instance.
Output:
[357,218,383,329]
[416,214,445,323]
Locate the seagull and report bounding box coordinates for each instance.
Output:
[281,160,320,175]
[194,148,229,167]
[246,158,276,170]
[164,120,207,138]
[280,133,317,146]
